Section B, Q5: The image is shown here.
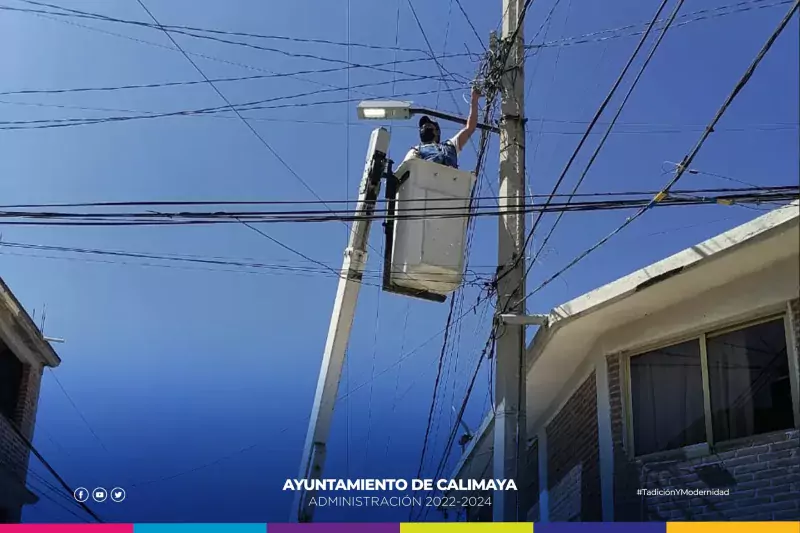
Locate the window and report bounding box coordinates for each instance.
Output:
[630,340,707,455]
[627,315,797,456]
[707,318,794,442]
[0,343,23,421]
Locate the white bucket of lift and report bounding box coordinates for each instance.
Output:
[389,158,476,296]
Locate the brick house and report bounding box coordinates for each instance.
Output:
[449,202,800,522]
[0,278,61,523]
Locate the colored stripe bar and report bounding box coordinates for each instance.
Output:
[667,522,800,533]
[0,526,134,532]
[400,524,533,532]
[536,524,666,532]
[270,525,399,532]
[134,525,265,532]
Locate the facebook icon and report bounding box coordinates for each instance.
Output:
[73,487,89,503]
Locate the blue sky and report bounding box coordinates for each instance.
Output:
[0,0,797,524]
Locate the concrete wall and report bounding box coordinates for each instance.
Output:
[607,297,800,521]
[544,372,603,521]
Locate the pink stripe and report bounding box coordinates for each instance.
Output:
[0,525,134,532]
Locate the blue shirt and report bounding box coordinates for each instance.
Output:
[404,138,461,169]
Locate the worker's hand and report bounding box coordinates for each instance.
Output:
[471,86,482,101]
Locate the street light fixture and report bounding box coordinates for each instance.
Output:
[357,100,414,120]
[357,99,500,134]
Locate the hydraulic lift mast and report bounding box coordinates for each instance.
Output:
[292,127,390,522]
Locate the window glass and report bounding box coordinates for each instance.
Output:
[707,318,793,442]
[630,340,706,455]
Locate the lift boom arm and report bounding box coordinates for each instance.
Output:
[292,128,390,522]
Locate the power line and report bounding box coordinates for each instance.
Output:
[432,6,576,509]
[2,189,792,226]
[406,0,491,183]
[2,185,789,208]
[18,0,430,53]
[436,0,456,110]
[528,0,688,279]
[4,463,91,524]
[409,104,499,518]
[0,73,441,102]
[681,165,782,190]
[435,70,796,495]
[525,0,793,53]
[524,0,573,258]
[0,85,464,131]
[124,3,349,289]
[362,0,405,478]
[422,6,487,487]
[418,0,780,508]
[402,28,503,494]
[413,294,457,488]
[4,2,458,84]
[344,0,352,481]
[517,0,800,307]
[133,0,328,208]
[9,6,422,103]
[129,439,265,488]
[413,324,496,520]
[128,296,493,489]
[5,0,780,105]
[410,0,462,495]
[0,244,492,290]
[0,411,103,522]
[413,139,498,512]
[497,0,674,290]
[0,239,497,275]
[236,218,357,281]
[454,0,487,51]
[45,369,112,456]
[3,0,783,100]
[0,22,464,95]
[406,0,468,88]
[13,97,791,133]
[131,0,369,277]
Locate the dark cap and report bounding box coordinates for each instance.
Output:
[418,115,438,128]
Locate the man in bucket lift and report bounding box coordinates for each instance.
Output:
[402,86,482,169]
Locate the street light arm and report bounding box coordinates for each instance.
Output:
[410,107,499,134]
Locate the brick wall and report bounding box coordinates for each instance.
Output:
[521,439,539,520]
[0,353,43,487]
[545,372,602,521]
[607,299,800,521]
[607,353,637,519]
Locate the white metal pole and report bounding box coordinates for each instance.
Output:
[494,0,526,522]
[292,127,391,522]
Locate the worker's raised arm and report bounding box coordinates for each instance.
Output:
[452,87,481,152]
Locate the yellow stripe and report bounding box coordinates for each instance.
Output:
[667,522,800,533]
[400,523,534,532]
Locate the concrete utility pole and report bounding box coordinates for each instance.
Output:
[494,0,526,522]
[293,128,390,523]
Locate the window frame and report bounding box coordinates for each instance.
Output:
[621,306,800,460]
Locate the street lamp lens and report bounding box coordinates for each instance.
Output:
[361,108,387,119]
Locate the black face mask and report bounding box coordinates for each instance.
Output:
[420,124,438,143]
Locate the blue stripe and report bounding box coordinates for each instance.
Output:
[134,524,266,532]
